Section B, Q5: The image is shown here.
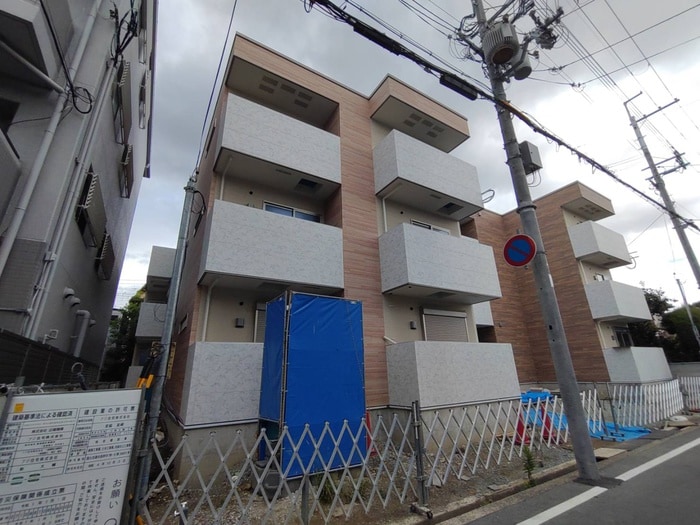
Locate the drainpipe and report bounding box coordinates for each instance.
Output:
[70,310,92,358]
[0,0,102,284]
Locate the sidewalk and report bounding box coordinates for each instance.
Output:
[392,413,700,524]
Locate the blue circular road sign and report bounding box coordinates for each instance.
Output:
[503,234,536,267]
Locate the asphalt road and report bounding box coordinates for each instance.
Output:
[457,424,700,524]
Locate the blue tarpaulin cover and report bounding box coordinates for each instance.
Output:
[259,292,367,477]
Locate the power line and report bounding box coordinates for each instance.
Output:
[304,0,700,234]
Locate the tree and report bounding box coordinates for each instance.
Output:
[662,302,700,362]
[628,288,675,348]
[102,286,145,383]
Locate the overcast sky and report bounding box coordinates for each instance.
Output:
[116,0,700,311]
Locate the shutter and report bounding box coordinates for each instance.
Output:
[254,303,267,343]
[95,234,115,280]
[423,309,468,342]
[79,172,106,247]
[116,61,132,143]
[120,144,134,197]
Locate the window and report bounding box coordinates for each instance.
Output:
[264,202,320,222]
[112,60,132,144]
[422,308,468,342]
[411,220,449,234]
[138,0,148,64]
[75,168,106,248]
[613,326,633,347]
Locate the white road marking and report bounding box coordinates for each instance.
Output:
[516,435,700,524]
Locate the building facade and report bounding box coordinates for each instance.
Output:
[0,0,156,368]
[137,36,667,446]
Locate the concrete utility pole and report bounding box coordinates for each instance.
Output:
[624,94,700,293]
[469,0,601,482]
[131,178,196,520]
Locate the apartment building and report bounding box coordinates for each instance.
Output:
[138,36,667,450]
[466,181,671,384]
[0,0,156,370]
[145,34,518,443]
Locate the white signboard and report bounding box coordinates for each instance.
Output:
[0,389,142,524]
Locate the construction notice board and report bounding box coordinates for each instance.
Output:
[0,389,143,524]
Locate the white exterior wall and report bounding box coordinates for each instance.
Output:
[386,341,520,408]
[221,93,341,184]
[180,342,264,426]
[0,0,154,364]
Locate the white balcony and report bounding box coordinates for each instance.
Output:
[568,221,631,269]
[214,94,340,200]
[135,302,166,341]
[0,0,73,83]
[379,223,501,304]
[386,341,520,408]
[584,281,651,322]
[374,130,483,222]
[603,346,672,383]
[180,342,263,426]
[199,200,344,294]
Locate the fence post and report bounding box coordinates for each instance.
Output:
[411,400,428,507]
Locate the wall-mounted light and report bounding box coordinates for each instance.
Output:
[409,321,417,330]
[235,317,245,328]
[63,287,75,299]
[69,297,81,308]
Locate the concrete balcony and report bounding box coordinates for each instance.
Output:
[199,199,344,294]
[180,342,263,426]
[145,246,175,303]
[135,302,166,341]
[379,223,501,304]
[0,0,73,84]
[603,346,672,383]
[374,130,483,222]
[214,94,340,201]
[386,341,520,408]
[0,131,21,218]
[568,221,631,269]
[584,281,651,322]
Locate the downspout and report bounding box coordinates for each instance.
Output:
[0,0,102,281]
[70,310,92,358]
[200,277,221,342]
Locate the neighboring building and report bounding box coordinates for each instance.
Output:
[466,181,671,384]
[0,0,156,368]
[136,36,668,452]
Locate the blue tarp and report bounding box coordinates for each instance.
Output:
[259,292,367,477]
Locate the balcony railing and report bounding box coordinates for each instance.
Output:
[379,223,501,304]
[584,280,651,322]
[568,221,631,268]
[374,130,483,222]
[200,200,344,293]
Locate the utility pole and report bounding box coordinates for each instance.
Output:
[676,277,700,354]
[624,93,700,292]
[131,178,196,521]
[466,0,601,482]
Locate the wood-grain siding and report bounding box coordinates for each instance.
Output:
[469,184,611,384]
[233,35,389,406]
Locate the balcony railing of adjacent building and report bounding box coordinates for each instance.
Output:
[584,280,651,322]
[379,222,501,304]
[568,221,632,269]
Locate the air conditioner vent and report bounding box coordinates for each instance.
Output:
[258,84,274,94]
[294,100,309,108]
[280,84,296,94]
[261,75,278,86]
[295,178,320,194]
[297,92,312,101]
[438,202,464,215]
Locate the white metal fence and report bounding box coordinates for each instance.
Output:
[135,380,688,524]
[679,376,700,411]
[606,379,684,427]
